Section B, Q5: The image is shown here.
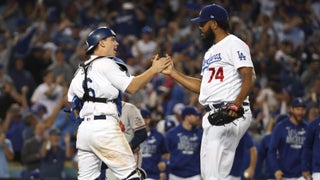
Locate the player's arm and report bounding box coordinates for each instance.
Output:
[301,122,315,178]
[129,128,147,151]
[267,126,282,178]
[244,145,258,179]
[126,55,171,94]
[161,56,201,94]
[233,67,255,106]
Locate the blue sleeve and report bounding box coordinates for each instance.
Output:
[301,123,313,172]
[268,125,281,173]
[159,135,168,154]
[130,128,148,150]
[165,131,174,152]
[243,132,254,149]
[256,135,269,176]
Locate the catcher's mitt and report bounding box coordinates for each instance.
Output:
[208,103,244,126]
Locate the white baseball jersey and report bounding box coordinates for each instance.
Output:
[199,34,253,105]
[68,55,133,118]
[199,34,254,180]
[67,56,139,180]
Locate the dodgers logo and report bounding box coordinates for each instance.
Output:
[202,53,222,72]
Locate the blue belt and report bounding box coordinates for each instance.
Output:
[94,115,107,120]
[204,102,249,112]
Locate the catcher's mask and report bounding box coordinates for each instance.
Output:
[85,27,116,55]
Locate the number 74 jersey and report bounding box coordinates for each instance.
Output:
[199,34,254,105]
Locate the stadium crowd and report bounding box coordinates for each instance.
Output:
[0,0,319,179]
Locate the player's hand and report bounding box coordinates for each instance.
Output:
[160,54,174,76]
[151,54,171,73]
[274,170,283,180]
[302,171,311,180]
[243,167,254,179]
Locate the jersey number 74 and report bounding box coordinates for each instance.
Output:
[208,67,224,83]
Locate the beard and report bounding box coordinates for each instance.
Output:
[201,29,216,50]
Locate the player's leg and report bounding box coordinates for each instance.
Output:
[200,108,252,179]
[77,149,102,180]
[89,119,141,179]
[77,121,102,180]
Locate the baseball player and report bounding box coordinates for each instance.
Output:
[67,27,170,180]
[140,108,169,180]
[302,112,320,180]
[268,97,308,180]
[102,101,147,180]
[229,131,257,180]
[161,4,256,179]
[165,106,202,180]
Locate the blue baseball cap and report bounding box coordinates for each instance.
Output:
[291,97,306,108]
[140,109,151,119]
[191,4,229,22]
[141,26,152,34]
[181,106,201,119]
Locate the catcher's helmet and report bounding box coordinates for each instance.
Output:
[85,27,116,55]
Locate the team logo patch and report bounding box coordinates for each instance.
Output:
[134,116,144,126]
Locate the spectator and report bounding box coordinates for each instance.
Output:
[0,33,13,73]
[8,56,36,101]
[30,70,64,119]
[305,102,319,123]
[131,26,158,69]
[1,103,25,163]
[0,128,14,178]
[229,131,258,180]
[21,122,46,178]
[300,54,320,93]
[268,97,308,179]
[39,127,71,179]
[165,106,202,179]
[140,108,168,180]
[305,75,320,105]
[47,48,74,84]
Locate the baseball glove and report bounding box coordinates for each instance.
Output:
[208,103,244,126]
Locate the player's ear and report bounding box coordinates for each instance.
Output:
[211,21,218,30]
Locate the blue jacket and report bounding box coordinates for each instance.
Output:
[302,116,320,173]
[257,133,275,179]
[268,118,308,178]
[141,128,168,179]
[230,131,255,177]
[165,125,202,178]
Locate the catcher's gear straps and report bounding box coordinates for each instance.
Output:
[80,56,114,103]
[80,56,129,115]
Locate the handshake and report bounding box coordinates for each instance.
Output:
[150,54,173,74]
